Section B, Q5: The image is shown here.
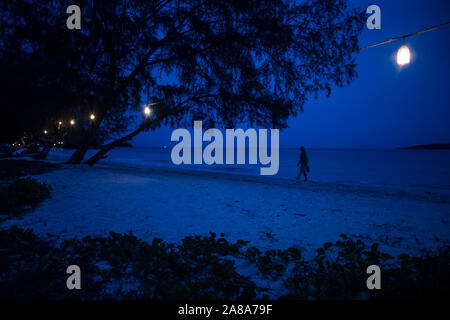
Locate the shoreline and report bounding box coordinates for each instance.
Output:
[1,159,448,260]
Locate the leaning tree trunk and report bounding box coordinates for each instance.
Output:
[67,143,90,164]
[33,144,52,160]
[67,114,103,164]
[84,124,145,166]
[83,102,181,166]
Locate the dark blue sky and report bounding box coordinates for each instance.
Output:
[134,0,450,149]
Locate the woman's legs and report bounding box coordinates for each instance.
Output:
[297,164,307,181]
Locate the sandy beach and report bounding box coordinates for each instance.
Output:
[2,158,449,260]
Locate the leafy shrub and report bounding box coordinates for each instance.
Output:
[60,231,256,299]
[379,247,450,299]
[0,226,102,299]
[0,177,51,213]
[0,228,448,300]
[256,250,287,280]
[0,160,58,179]
[283,234,450,300]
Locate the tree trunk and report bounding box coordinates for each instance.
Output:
[82,98,183,166]
[32,144,52,160]
[84,124,145,166]
[67,114,103,164]
[67,143,90,164]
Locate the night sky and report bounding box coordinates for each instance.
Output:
[134,0,450,149]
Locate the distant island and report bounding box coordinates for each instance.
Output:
[397,143,450,150]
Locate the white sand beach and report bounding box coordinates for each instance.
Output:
[2,150,449,260]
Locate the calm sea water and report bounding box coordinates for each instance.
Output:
[48,147,450,192]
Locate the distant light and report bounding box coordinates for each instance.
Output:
[44,130,48,134]
[59,121,62,125]
[70,119,75,125]
[90,114,95,120]
[397,43,411,66]
[144,106,151,117]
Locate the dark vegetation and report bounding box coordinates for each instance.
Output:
[0,160,55,216]
[0,0,365,164]
[0,178,51,215]
[0,228,448,300]
[0,160,58,179]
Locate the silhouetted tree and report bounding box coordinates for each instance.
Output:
[1,0,365,164]
[0,1,74,145]
[0,1,100,157]
[0,1,132,157]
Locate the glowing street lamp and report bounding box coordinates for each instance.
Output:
[396,42,411,66]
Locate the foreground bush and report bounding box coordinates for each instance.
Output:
[0,177,51,213]
[0,226,101,299]
[0,229,256,299]
[0,227,448,300]
[283,234,450,299]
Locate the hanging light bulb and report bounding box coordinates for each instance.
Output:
[397,42,411,66]
[144,105,151,117]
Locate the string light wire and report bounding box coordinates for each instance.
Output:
[356,20,450,52]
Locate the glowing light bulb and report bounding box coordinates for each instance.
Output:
[397,43,411,66]
[70,119,75,125]
[59,121,62,125]
[144,106,151,117]
[44,130,48,134]
[90,114,95,120]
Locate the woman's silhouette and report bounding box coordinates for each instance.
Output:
[296,146,309,181]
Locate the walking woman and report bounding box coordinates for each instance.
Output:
[296,146,309,181]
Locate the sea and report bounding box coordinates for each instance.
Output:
[47,147,450,194]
